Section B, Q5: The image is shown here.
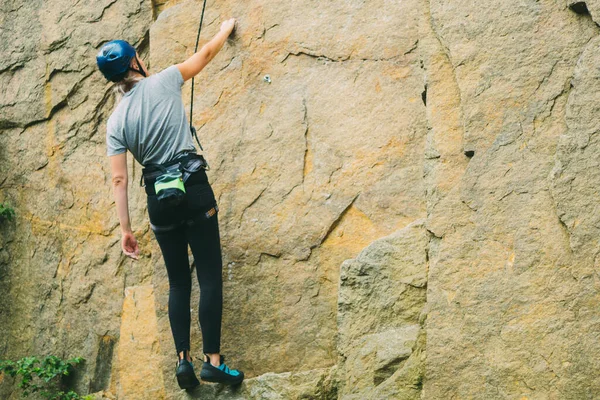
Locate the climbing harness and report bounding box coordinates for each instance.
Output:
[149,205,219,233]
[189,0,208,152]
[142,153,207,198]
[141,153,208,184]
[142,153,216,232]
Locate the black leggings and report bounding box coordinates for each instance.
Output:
[146,170,222,354]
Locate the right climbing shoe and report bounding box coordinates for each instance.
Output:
[200,355,244,385]
[176,358,200,389]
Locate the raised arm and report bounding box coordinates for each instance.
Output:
[176,18,236,82]
[109,153,139,259]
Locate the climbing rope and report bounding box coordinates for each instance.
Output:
[188,0,209,276]
[189,0,208,151]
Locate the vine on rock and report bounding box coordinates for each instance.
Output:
[0,203,15,223]
[0,356,92,400]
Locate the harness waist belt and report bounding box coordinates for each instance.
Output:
[150,205,219,233]
[141,153,209,190]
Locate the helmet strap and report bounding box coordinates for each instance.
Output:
[129,55,147,77]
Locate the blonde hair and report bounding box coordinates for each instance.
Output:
[113,70,145,102]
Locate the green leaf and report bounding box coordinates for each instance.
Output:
[4,355,88,399]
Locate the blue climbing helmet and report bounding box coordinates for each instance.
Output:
[96,40,144,82]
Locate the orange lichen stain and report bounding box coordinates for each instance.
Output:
[197,109,216,126]
[384,65,412,80]
[259,103,266,114]
[102,335,116,345]
[116,286,166,399]
[43,62,63,178]
[309,203,409,314]
[375,80,382,93]
[303,157,314,178]
[155,0,184,13]
[46,119,59,158]
[519,141,528,151]
[320,204,391,268]
[44,64,53,116]
[505,252,515,273]
[28,214,109,236]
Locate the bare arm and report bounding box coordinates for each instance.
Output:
[176,18,236,82]
[109,153,139,259]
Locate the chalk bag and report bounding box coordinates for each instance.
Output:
[155,170,186,207]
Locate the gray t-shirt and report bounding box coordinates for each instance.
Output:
[106,65,196,165]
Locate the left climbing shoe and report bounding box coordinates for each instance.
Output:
[200,355,244,385]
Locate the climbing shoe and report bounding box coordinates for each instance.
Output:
[200,355,244,385]
[176,358,200,389]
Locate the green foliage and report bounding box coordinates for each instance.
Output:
[0,203,15,222]
[0,356,92,400]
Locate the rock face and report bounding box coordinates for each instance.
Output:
[2,0,600,398]
[337,221,427,399]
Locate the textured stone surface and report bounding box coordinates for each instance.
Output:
[169,367,336,400]
[422,0,600,398]
[114,286,166,399]
[0,0,155,399]
[4,0,600,398]
[88,367,336,400]
[337,221,427,399]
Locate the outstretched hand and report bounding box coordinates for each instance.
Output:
[177,17,237,81]
[220,18,236,36]
[122,231,140,260]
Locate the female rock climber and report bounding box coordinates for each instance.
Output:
[96,18,243,389]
